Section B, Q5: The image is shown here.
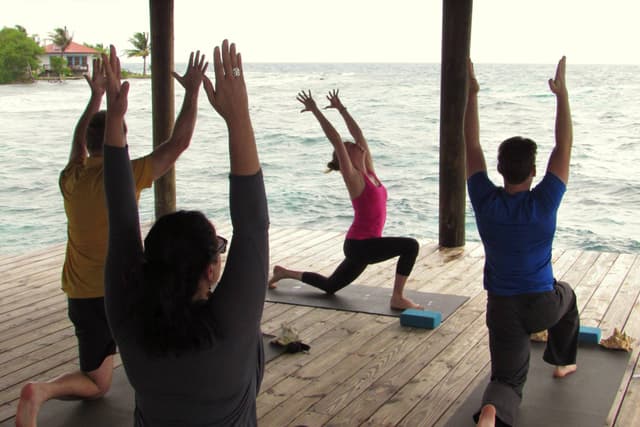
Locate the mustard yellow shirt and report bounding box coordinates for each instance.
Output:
[59,155,153,298]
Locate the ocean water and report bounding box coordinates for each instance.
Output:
[1,63,639,255]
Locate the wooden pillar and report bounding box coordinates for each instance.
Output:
[439,0,472,247]
[149,0,175,218]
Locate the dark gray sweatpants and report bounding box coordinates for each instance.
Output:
[475,280,579,426]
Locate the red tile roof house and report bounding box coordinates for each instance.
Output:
[39,41,98,76]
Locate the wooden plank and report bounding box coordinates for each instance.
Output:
[0,318,71,364]
[581,253,631,329]
[0,244,64,271]
[0,292,67,327]
[362,301,487,426]
[259,311,366,395]
[0,335,76,379]
[614,351,640,427]
[573,252,618,316]
[1,227,639,426]
[604,255,640,426]
[0,298,67,342]
[258,314,395,421]
[599,254,640,336]
[319,292,487,426]
[398,340,491,426]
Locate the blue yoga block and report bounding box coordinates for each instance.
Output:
[579,326,601,344]
[400,309,441,329]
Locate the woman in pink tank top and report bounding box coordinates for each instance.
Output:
[269,90,422,310]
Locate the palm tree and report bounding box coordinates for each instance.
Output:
[49,26,72,56]
[84,42,108,58]
[126,32,150,76]
[48,26,72,79]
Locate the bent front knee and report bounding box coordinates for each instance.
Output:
[408,238,419,257]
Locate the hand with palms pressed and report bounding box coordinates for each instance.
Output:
[296,90,318,113]
[102,45,129,119]
[173,51,208,94]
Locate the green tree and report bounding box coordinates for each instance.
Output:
[50,56,71,78]
[0,26,43,84]
[48,26,72,79]
[125,32,150,76]
[84,42,107,58]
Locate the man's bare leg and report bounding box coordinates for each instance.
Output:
[390,274,423,310]
[553,364,577,378]
[268,265,303,289]
[476,404,496,427]
[16,355,114,427]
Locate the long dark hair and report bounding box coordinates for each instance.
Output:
[133,210,218,356]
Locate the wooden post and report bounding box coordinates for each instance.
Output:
[439,0,472,247]
[149,0,175,218]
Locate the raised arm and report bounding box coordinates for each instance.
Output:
[148,51,207,180]
[68,58,106,163]
[296,90,358,181]
[326,89,374,172]
[464,59,487,179]
[202,40,268,336]
[546,56,572,185]
[102,45,141,326]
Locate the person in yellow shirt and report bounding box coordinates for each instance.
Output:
[16,51,209,427]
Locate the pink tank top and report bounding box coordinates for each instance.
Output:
[346,171,388,239]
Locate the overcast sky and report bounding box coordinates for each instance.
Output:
[3,0,640,64]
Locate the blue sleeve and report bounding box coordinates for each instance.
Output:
[103,145,143,332]
[209,170,269,337]
[532,172,566,214]
[467,171,496,211]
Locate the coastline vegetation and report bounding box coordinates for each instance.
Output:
[0,25,151,84]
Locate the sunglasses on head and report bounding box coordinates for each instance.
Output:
[216,235,228,254]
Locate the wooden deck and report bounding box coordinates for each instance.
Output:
[1,226,639,426]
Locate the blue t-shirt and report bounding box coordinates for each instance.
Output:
[468,171,566,296]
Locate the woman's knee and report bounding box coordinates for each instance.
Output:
[406,238,419,258]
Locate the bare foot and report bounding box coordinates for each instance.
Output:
[268,265,286,289]
[476,404,496,427]
[16,383,45,427]
[553,364,577,378]
[390,295,424,310]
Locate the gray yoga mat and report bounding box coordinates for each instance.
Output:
[444,342,631,427]
[3,335,284,427]
[266,279,469,320]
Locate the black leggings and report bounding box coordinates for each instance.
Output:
[301,237,419,294]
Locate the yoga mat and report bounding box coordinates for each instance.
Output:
[266,279,469,320]
[444,342,631,427]
[3,334,284,427]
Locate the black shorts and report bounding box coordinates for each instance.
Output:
[67,297,116,372]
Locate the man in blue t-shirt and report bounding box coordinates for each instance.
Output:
[465,57,579,427]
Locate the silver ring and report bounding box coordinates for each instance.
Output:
[232,67,241,77]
